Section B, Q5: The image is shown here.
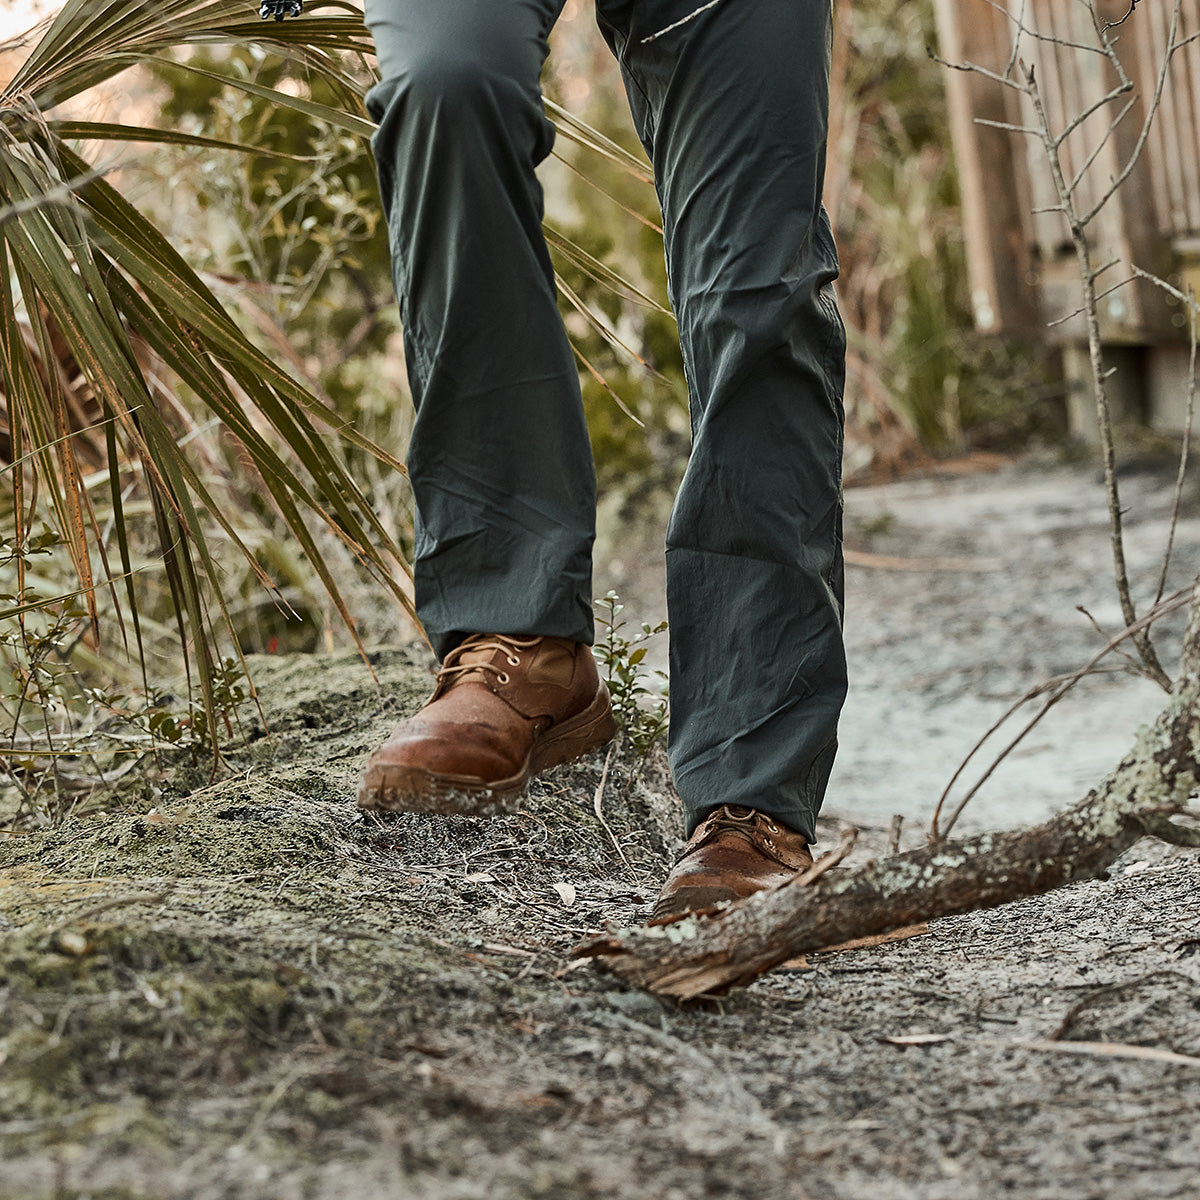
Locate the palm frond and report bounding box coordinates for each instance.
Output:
[1,0,414,755]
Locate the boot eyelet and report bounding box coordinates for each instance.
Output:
[764,837,775,849]
[497,672,511,685]
[506,653,521,666]
[765,821,779,834]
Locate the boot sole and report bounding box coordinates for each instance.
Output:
[648,884,742,925]
[357,683,619,817]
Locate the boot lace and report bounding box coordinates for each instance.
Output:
[697,804,783,851]
[436,634,541,688]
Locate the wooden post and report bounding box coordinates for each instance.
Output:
[932,0,1040,334]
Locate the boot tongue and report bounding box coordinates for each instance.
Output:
[456,643,503,669]
[445,637,508,684]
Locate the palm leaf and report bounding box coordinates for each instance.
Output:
[1,0,414,754]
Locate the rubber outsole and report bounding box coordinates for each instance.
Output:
[356,684,618,817]
[647,885,740,925]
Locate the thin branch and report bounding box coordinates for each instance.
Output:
[1004,0,1029,77]
[1080,0,1182,228]
[1130,268,1199,609]
[982,0,1109,59]
[793,828,857,886]
[1103,1,1141,32]
[1066,96,1138,195]
[973,117,1045,136]
[930,52,1028,93]
[591,742,630,869]
[929,588,1190,843]
[1046,274,1136,329]
[1076,604,1144,675]
[1055,82,1133,155]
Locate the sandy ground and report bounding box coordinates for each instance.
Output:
[2,457,1199,1199]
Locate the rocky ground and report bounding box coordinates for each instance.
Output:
[2,457,1199,1199]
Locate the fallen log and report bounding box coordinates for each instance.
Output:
[574,585,1200,1000]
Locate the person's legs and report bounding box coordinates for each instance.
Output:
[596,0,847,847]
[364,0,596,660]
[360,0,617,814]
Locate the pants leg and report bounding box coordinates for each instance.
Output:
[597,0,847,841]
[364,0,597,659]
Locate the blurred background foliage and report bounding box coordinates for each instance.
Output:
[1,0,1058,822]
[825,0,1058,467]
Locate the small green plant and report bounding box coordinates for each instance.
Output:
[1,529,251,827]
[592,591,668,754]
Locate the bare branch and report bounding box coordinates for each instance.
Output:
[1066,96,1138,195]
[1046,274,1137,329]
[1080,0,1183,228]
[1103,1,1141,33]
[1015,55,1171,687]
[1076,605,1145,675]
[1004,0,1028,76]
[986,0,1111,58]
[974,117,1046,136]
[929,51,1026,93]
[1131,268,1199,610]
[930,588,1190,842]
[1054,81,1133,153]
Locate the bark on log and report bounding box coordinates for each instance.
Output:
[576,588,1200,1000]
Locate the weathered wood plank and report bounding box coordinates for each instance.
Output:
[931,0,1040,332]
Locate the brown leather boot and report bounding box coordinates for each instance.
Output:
[358,634,617,816]
[650,804,813,923]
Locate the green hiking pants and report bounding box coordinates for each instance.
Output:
[363,0,847,841]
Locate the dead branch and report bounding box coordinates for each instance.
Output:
[1128,267,1198,611]
[575,580,1200,999]
[929,586,1190,841]
[1104,1,1141,32]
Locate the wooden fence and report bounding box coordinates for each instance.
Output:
[931,0,1200,433]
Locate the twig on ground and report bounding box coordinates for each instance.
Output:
[843,549,1001,572]
[982,1038,1200,1067]
[591,741,630,869]
[1049,970,1196,1040]
[791,828,857,888]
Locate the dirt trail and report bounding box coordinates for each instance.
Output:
[3,460,1200,1199]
